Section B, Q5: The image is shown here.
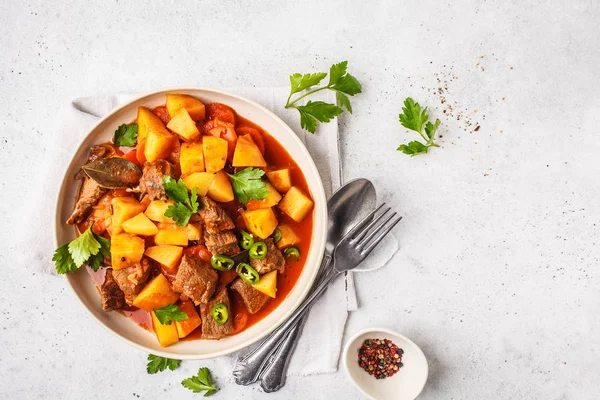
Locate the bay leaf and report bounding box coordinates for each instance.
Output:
[82,157,142,189]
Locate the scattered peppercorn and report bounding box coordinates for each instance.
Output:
[358,338,404,379]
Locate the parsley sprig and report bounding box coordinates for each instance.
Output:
[285,61,362,133]
[113,123,138,147]
[397,97,441,156]
[53,224,110,274]
[182,367,218,396]
[146,354,180,374]
[153,304,189,325]
[162,176,199,226]
[227,167,268,204]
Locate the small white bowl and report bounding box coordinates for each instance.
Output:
[342,328,429,400]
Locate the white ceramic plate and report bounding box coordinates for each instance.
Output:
[343,328,429,400]
[54,87,327,359]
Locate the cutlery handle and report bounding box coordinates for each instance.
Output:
[258,255,333,391]
[232,257,336,385]
[259,313,307,392]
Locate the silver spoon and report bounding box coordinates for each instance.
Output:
[233,178,377,387]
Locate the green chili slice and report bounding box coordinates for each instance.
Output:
[239,230,254,250]
[210,255,235,271]
[237,262,260,285]
[249,241,268,260]
[272,227,282,243]
[284,246,300,260]
[211,303,229,325]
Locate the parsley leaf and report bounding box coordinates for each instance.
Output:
[297,101,343,123]
[328,61,348,85]
[68,226,101,266]
[181,368,218,396]
[53,244,77,274]
[285,61,362,133]
[399,98,429,133]
[398,141,430,156]
[153,304,189,325]
[296,101,343,134]
[163,176,190,204]
[164,202,194,227]
[87,234,111,272]
[227,167,268,204]
[331,73,362,95]
[424,119,440,140]
[289,72,328,95]
[146,354,180,374]
[53,225,111,274]
[397,97,441,156]
[336,92,352,113]
[113,123,138,147]
[162,177,199,226]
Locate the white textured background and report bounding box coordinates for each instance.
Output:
[1,0,599,399]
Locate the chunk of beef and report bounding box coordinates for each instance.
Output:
[88,143,117,162]
[198,197,235,234]
[230,278,270,314]
[205,231,240,256]
[172,255,218,304]
[100,269,126,312]
[200,288,234,339]
[67,144,118,225]
[111,258,152,306]
[249,238,285,275]
[138,160,174,200]
[67,177,107,225]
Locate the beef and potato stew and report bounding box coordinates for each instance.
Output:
[56,93,315,347]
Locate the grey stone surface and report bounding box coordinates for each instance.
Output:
[1,0,599,399]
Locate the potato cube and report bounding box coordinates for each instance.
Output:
[133,273,179,311]
[167,108,200,141]
[232,134,266,168]
[242,208,278,239]
[252,270,277,298]
[121,213,158,236]
[202,136,228,173]
[145,245,183,273]
[175,301,202,338]
[278,186,314,222]
[152,310,179,347]
[180,142,205,175]
[137,107,162,144]
[154,223,188,246]
[266,169,292,193]
[276,224,300,249]
[144,200,175,223]
[137,107,175,162]
[246,183,282,210]
[111,197,146,234]
[166,94,206,121]
[207,170,234,202]
[183,172,215,196]
[186,223,202,241]
[111,233,145,270]
[144,128,175,163]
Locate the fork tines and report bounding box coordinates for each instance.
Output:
[351,203,402,256]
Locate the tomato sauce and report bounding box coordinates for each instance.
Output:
[84,103,315,340]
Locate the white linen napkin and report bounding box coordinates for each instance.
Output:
[20,87,397,376]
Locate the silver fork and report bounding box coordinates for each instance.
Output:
[233,204,401,385]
